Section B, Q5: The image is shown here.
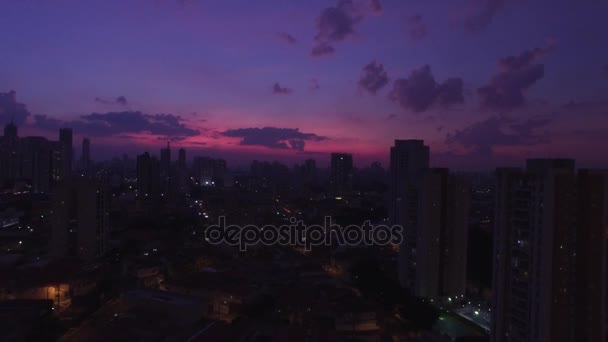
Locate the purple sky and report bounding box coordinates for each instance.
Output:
[1,0,607,169]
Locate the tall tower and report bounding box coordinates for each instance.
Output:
[178,148,186,168]
[59,128,73,181]
[492,159,577,342]
[330,153,353,194]
[389,139,429,290]
[81,138,91,176]
[51,176,109,261]
[4,121,17,142]
[136,152,161,198]
[0,121,19,184]
[176,148,188,194]
[416,168,470,298]
[575,170,608,342]
[160,141,171,194]
[303,159,318,187]
[20,136,52,193]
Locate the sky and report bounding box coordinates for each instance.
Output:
[1,0,607,170]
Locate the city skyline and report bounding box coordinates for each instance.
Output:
[1,0,608,169]
[1,2,606,341]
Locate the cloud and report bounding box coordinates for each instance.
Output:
[387,113,397,120]
[465,0,506,32]
[311,42,335,56]
[0,90,30,125]
[272,83,293,95]
[156,135,188,142]
[407,15,427,39]
[369,0,382,14]
[498,41,557,70]
[562,100,608,113]
[221,127,327,151]
[358,60,389,94]
[562,100,608,110]
[446,115,551,155]
[438,78,465,105]
[116,96,128,106]
[312,0,363,56]
[478,40,557,111]
[34,111,199,140]
[95,96,128,107]
[310,79,320,91]
[389,65,464,112]
[277,32,297,45]
[315,0,359,42]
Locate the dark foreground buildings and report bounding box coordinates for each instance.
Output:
[1,121,607,341]
[492,159,607,342]
[390,140,470,299]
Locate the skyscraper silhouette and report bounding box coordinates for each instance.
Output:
[389,139,429,291]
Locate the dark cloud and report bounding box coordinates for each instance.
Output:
[34,111,199,140]
[477,65,544,110]
[560,100,608,119]
[498,41,557,70]
[387,113,397,120]
[478,41,557,111]
[446,115,551,155]
[221,127,327,151]
[156,136,188,142]
[389,65,464,112]
[116,96,128,106]
[407,15,427,39]
[277,32,297,45]
[562,100,608,113]
[315,0,359,42]
[310,79,320,91]
[358,60,389,94]
[465,0,506,32]
[369,0,382,14]
[95,96,128,107]
[0,90,30,125]
[437,78,465,105]
[312,0,362,56]
[272,83,293,95]
[33,114,62,129]
[311,42,335,56]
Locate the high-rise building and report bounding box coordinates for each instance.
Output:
[303,159,318,186]
[193,157,226,186]
[51,176,109,261]
[575,170,608,342]
[20,136,52,193]
[330,153,353,194]
[416,168,470,298]
[136,152,161,198]
[81,138,91,175]
[176,148,188,194]
[160,142,171,193]
[389,139,429,290]
[59,128,73,181]
[492,159,577,342]
[4,121,17,140]
[178,148,186,168]
[0,122,20,184]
